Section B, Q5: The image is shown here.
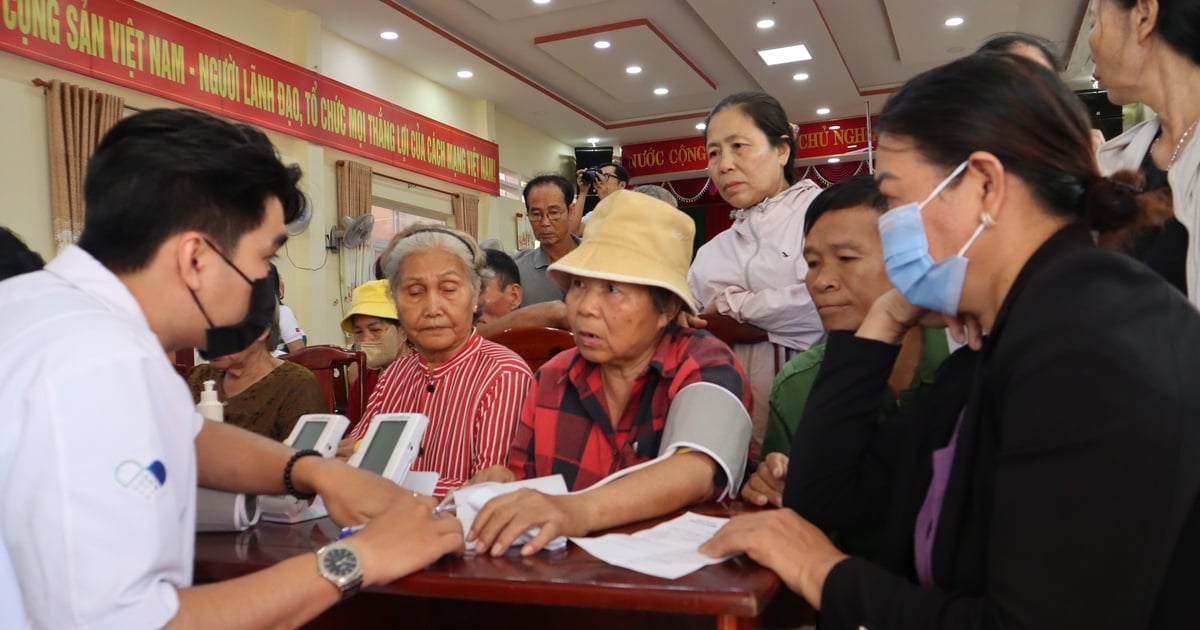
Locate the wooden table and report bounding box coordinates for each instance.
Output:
[193,502,815,629]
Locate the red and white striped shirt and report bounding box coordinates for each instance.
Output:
[349,331,532,497]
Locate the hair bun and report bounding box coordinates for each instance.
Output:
[1083,173,1141,233]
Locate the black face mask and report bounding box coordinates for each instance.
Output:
[191,239,278,360]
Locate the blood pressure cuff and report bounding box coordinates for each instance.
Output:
[657,381,751,501]
[577,382,751,501]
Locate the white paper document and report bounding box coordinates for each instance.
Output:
[446,474,570,552]
[569,511,733,579]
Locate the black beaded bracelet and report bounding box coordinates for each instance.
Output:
[283,449,321,501]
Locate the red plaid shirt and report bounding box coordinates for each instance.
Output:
[506,327,751,491]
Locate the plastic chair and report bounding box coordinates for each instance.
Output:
[281,345,366,416]
[489,327,575,372]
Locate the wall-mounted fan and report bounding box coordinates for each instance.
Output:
[327,214,375,251]
[285,191,314,237]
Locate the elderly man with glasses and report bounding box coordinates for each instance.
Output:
[513,174,582,307]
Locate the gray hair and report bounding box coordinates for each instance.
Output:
[380,224,486,299]
[632,185,678,208]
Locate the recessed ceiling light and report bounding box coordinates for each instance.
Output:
[828,157,841,163]
[380,31,399,40]
[695,122,707,130]
[626,65,642,74]
[594,40,611,49]
[533,0,551,4]
[828,125,841,130]
[586,137,599,143]
[654,87,669,95]
[457,70,473,78]
[793,72,810,81]
[757,43,812,66]
[816,107,831,115]
[945,16,964,27]
[756,19,775,29]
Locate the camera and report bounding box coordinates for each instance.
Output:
[580,168,601,186]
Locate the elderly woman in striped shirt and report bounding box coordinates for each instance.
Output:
[343,225,532,498]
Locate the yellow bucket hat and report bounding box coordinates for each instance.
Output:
[548,189,697,314]
[341,280,399,335]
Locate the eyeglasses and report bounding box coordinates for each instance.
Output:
[527,208,566,222]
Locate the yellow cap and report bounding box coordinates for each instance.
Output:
[341,280,399,335]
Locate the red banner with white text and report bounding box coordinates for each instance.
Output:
[0,0,500,194]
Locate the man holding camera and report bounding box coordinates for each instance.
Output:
[576,163,628,234]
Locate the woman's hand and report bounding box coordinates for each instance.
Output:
[741,452,789,507]
[699,509,848,610]
[468,489,592,556]
[466,465,516,486]
[857,289,983,350]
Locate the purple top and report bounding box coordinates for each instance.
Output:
[913,408,966,587]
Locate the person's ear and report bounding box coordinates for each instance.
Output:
[176,231,207,291]
[1134,0,1158,43]
[776,138,790,166]
[965,151,1007,223]
[507,284,524,310]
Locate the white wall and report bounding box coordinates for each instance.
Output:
[492,111,574,249]
[0,0,572,347]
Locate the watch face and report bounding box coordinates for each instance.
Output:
[322,547,358,577]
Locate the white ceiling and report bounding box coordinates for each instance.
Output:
[271,0,1094,151]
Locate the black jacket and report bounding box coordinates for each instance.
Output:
[784,224,1200,629]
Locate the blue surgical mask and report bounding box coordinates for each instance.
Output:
[878,161,989,315]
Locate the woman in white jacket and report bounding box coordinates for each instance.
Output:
[1091,0,1200,302]
[688,92,825,457]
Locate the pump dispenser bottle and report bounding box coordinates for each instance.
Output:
[197,379,224,422]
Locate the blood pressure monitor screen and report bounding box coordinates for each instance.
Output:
[291,421,327,451]
[359,420,407,475]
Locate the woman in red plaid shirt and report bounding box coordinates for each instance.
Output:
[468,190,753,557]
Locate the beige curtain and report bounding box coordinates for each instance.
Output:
[452,193,480,239]
[45,81,124,252]
[335,160,373,220]
[335,160,375,316]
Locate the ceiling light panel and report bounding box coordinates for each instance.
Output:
[757,43,812,66]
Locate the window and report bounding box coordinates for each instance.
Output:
[370,199,447,262]
[499,167,526,202]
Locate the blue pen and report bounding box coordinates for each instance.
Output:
[338,524,365,539]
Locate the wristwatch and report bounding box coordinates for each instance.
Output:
[315,541,363,600]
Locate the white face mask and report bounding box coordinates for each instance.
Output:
[359,325,401,369]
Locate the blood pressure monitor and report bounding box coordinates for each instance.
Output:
[347,413,429,485]
[284,414,349,457]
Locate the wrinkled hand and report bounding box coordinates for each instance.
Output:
[334,437,357,461]
[741,452,788,507]
[468,489,590,557]
[345,494,464,587]
[293,456,411,527]
[699,509,847,610]
[466,465,516,486]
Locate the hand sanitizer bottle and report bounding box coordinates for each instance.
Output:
[197,379,224,422]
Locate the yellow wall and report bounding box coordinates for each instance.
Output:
[0,0,570,347]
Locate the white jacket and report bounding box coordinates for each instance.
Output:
[1097,116,1200,304]
[688,178,825,352]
